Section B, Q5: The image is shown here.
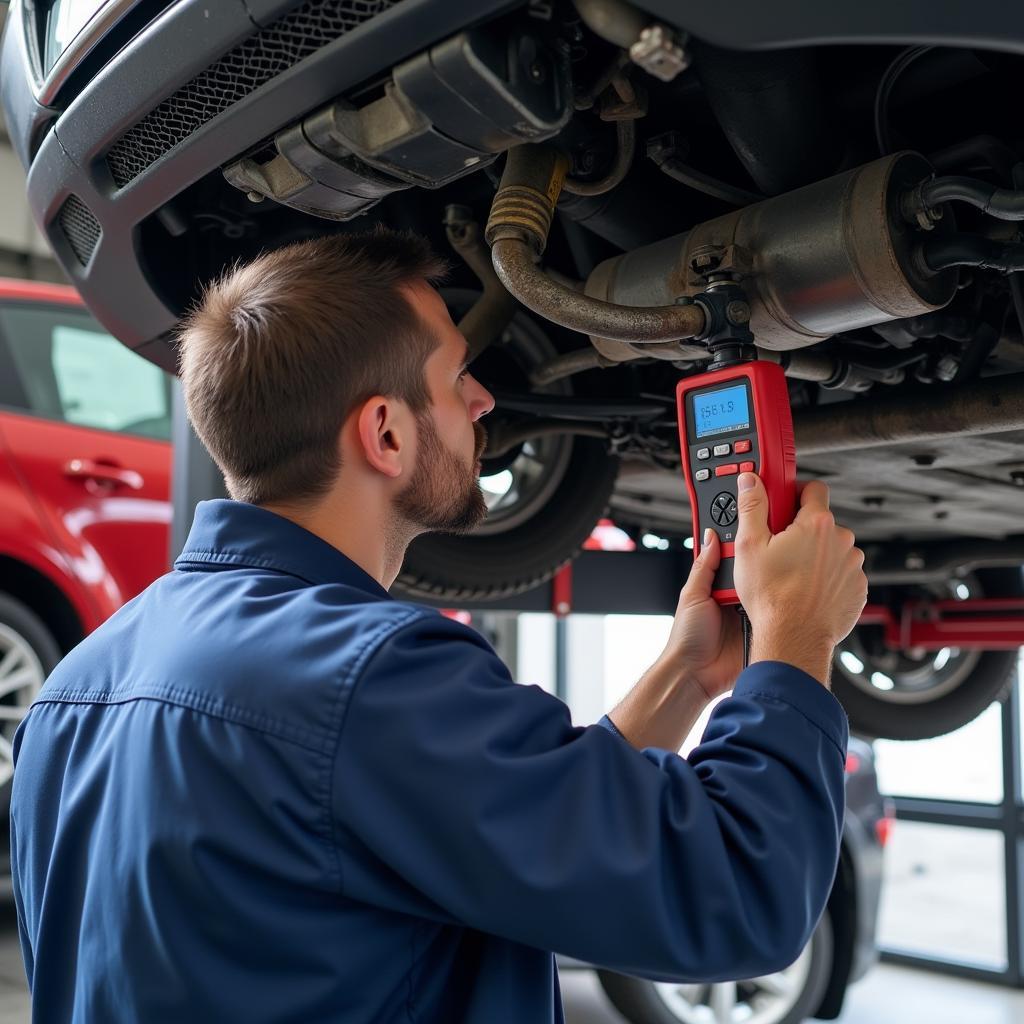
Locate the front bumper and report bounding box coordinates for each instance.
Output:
[2,0,517,370]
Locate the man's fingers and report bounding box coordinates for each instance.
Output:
[683,529,720,598]
[798,480,831,512]
[735,473,770,547]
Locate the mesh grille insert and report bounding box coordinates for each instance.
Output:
[106,0,399,187]
[58,195,102,265]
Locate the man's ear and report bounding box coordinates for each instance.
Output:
[353,395,408,479]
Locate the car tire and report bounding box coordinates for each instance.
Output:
[832,566,1022,741]
[0,592,59,814]
[596,913,834,1024]
[397,435,618,601]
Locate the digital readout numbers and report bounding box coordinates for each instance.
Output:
[694,384,749,438]
[699,398,736,420]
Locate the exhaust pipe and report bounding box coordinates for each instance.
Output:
[486,145,958,366]
[485,145,707,345]
[487,372,1024,459]
[793,373,1024,455]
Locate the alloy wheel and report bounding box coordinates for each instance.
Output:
[651,945,813,1024]
[0,623,46,788]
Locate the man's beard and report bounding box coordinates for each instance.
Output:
[394,413,488,535]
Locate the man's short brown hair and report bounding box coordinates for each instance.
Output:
[177,228,448,505]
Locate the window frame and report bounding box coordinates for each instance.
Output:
[879,675,1024,988]
[0,298,172,442]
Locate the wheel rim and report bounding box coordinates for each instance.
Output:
[448,294,575,538]
[834,575,982,706]
[651,944,813,1024]
[0,623,46,788]
[476,435,574,535]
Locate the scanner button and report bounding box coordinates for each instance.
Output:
[711,492,738,527]
[696,447,710,460]
[715,463,739,476]
[695,468,710,482]
[739,461,755,473]
[713,443,731,457]
[734,439,752,454]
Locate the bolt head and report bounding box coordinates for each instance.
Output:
[934,355,959,382]
[905,554,926,570]
[915,204,943,231]
[690,246,724,275]
[726,300,750,325]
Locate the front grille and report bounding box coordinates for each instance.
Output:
[58,195,102,265]
[106,0,399,187]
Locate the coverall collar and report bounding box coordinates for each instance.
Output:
[174,498,393,600]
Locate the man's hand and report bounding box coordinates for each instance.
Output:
[733,473,868,687]
[608,530,742,751]
[658,529,744,701]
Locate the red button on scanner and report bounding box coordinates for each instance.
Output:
[734,439,752,454]
[715,463,739,477]
[739,461,755,473]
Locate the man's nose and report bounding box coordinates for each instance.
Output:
[468,374,495,419]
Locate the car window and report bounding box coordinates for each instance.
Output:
[0,304,172,440]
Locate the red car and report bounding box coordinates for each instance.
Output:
[0,279,172,804]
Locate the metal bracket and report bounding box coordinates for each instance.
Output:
[629,25,690,83]
[687,280,756,367]
[860,598,1024,650]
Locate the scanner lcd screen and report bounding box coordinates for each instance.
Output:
[694,384,750,438]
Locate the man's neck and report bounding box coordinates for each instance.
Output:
[259,499,413,591]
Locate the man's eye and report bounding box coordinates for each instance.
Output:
[458,368,469,381]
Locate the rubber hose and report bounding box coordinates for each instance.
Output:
[920,176,1024,220]
[920,234,1024,273]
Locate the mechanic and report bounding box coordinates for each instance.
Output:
[10,228,867,1024]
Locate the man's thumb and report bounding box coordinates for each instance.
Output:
[736,472,769,542]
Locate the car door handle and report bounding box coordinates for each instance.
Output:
[63,459,144,491]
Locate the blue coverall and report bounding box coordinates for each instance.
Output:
[10,498,848,1023]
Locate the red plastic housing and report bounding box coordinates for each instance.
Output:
[676,360,797,604]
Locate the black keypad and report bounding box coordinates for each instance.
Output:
[710,492,738,527]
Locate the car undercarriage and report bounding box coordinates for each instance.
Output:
[6,0,1024,737]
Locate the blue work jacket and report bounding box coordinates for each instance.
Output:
[11,499,848,1023]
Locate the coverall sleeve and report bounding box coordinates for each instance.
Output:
[330,611,848,982]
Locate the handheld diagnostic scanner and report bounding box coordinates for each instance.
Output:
[676,360,797,605]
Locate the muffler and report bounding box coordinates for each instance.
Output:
[585,151,959,361]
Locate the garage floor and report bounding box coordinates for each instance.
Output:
[0,895,1020,1023]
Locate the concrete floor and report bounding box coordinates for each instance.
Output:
[0,903,27,1024]
[0,895,1021,1023]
